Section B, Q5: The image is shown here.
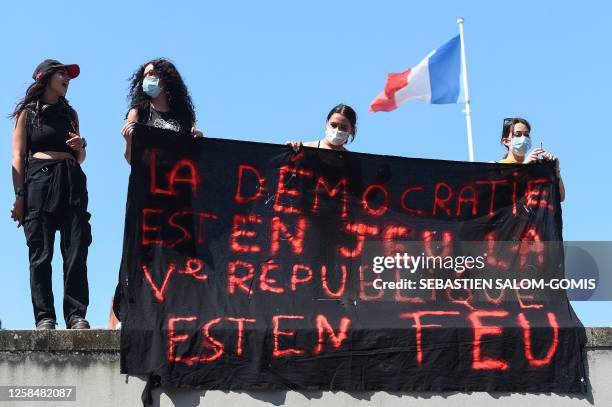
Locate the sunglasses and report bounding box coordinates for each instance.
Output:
[502,118,530,137]
[503,117,516,127]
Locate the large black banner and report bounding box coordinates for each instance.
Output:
[119,124,586,393]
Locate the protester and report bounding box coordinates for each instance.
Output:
[286,104,357,151]
[121,58,204,163]
[114,59,205,323]
[499,117,565,201]
[10,59,91,330]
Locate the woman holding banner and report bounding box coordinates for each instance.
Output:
[114,59,204,327]
[121,58,204,163]
[499,117,565,201]
[10,59,91,330]
[286,104,357,151]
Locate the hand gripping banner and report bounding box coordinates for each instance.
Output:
[118,124,587,393]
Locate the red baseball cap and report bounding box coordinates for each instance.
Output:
[32,59,80,81]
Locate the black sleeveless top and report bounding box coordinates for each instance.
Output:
[138,105,191,134]
[28,102,76,154]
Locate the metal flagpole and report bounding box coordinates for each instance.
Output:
[457,18,474,162]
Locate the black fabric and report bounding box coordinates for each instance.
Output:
[141,374,161,407]
[23,158,91,324]
[26,159,89,212]
[138,105,191,135]
[28,102,75,155]
[119,124,586,394]
[113,118,193,323]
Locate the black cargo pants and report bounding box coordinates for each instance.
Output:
[23,158,91,325]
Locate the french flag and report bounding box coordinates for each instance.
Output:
[369,35,462,112]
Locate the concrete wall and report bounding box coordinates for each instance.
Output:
[1,328,611,407]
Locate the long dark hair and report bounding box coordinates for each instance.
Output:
[326,104,357,142]
[126,58,196,131]
[10,69,76,129]
[501,117,531,158]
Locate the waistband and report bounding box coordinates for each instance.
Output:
[27,158,86,212]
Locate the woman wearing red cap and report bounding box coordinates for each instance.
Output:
[10,59,91,330]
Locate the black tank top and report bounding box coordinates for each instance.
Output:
[28,102,76,154]
[140,105,190,134]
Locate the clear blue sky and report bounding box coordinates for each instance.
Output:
[1,1,610,328]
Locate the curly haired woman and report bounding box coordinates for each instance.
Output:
[121,58,204,163]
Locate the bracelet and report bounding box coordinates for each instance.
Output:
[15,187,25,197]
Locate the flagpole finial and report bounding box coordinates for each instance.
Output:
[457,18,464,24]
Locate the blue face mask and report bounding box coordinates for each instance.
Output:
[510,136,532,156]
[142,76,162,98]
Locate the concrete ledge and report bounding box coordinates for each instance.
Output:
[0,327,611,351]
[0,329,120,352]
[1,328,611,406]
[588,327,612,348]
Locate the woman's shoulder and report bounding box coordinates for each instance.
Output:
[498,158,520,164]
[302,141,320,148]
[127,107,139,122]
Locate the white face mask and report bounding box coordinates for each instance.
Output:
[325,126,351,146]
[142,76,162,98]
[510,136,532,156]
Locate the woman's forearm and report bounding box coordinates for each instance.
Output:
[12,155,25,191]
[124,143,131,164]
[558,175,565,202]
[76,148,86,164]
